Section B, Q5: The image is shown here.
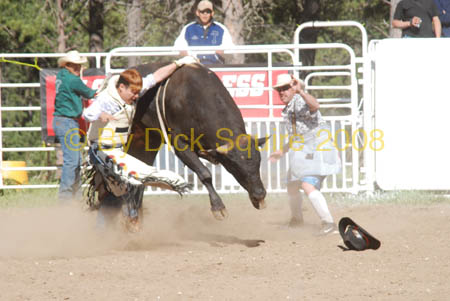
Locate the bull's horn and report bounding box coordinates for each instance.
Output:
[257,136,270,147]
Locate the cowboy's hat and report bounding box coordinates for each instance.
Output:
[272,73,305,89]
[58,50,88,67]
[338,217,381,251]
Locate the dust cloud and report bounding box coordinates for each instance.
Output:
[0,196,257,259]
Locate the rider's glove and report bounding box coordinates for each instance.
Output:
[174,56,198,68]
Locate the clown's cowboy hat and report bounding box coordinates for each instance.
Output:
[272,73,305,90]
[338,217,381,251]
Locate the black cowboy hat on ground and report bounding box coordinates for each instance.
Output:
[338,217,381,251]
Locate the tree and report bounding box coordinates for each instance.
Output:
[388,0,402,38]
[89,0,105,66]
[222,0,244,63]
[127,0,142,67]
[296,0,322,69]
[56,0,67,52]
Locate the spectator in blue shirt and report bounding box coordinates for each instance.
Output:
[174,0,234,64]
[434,0,450,36]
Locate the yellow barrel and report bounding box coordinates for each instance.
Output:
[1,161,29,184]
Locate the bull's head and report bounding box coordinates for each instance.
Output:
[205,135,268,210]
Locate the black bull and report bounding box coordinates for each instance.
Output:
[128,62,267,219]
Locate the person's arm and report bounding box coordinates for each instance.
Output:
[140,63,178,92]
[141,56,199,91]
[433,16,442,37]
[140,62,178,92]
[174,24,190,57]
[393,16,422,29]
[83,97,115,123]
[269,142,290,162]
[299,90,319,113]
[220,26,234,47]
[97,112,116,123]
[152,62,178,84]
[291,77,319,113]
[82,98,103,122]
[215,23,234,59]
[174,24,189,47]
[392,18,412,29]
[72,76,96,99]
[392,2,418,29]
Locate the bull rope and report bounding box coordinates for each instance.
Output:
[155,78,172,151]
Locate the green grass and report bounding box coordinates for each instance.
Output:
[328,190,450,206]
[0,188,59,208]
[1,189,449,209]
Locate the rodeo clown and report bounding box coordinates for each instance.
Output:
[269,74,341,235]
[82,56,197,232]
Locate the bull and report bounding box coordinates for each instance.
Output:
[127,62,267,219]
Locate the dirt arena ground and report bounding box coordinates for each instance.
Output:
[0,193,449,300]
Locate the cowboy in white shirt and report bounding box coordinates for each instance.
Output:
[83,56,196,232]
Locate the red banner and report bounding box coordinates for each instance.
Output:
[217,69,287,118]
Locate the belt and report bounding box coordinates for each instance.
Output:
[99,143,123,149]
[90,141,124,150]
[54,115,80,120]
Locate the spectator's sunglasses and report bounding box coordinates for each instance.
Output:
[199,9,212,14]
[275,85,291,93]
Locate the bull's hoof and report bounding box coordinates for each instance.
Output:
[259,199,267,209]
[251,198,266,210]
[212,208,229,220]
[121,217,142,233]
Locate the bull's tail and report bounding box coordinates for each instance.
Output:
[142,173,192,196]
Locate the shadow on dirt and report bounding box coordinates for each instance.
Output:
[187,232,265,248]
